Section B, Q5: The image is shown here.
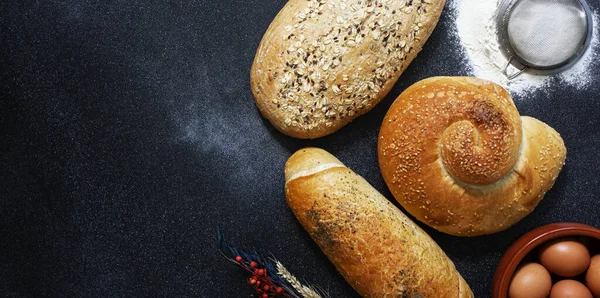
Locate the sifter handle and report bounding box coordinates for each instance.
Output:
[503,56,526,80]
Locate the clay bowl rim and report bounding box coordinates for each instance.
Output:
[491,222,600,298]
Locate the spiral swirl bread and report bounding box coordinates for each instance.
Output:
[378,77,566,236]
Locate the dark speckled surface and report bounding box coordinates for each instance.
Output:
[1,0,600,297]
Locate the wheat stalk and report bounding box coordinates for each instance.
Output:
[274,260,327,298]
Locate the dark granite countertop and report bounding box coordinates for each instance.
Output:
[2,0,600,297]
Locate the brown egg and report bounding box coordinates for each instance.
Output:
[586,254,600,297]
[508,262,552,298]
[539,239,591,277]
[550,279,593,298]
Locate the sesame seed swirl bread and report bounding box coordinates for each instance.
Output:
[285,148,473,298]
[378,77,567,236]
[251,0,446,139]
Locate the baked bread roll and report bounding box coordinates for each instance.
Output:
[251,0,446,139]
[378,77,567,236]
[285,148,473,298]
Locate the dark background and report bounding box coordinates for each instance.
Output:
[1,0,599,297]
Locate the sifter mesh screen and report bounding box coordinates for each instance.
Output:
[504,0,589,68]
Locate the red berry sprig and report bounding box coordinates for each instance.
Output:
[235,255,289,298]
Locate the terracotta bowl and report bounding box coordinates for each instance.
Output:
[491,222,600,298]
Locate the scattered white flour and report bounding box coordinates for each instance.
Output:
[450,0,599,98]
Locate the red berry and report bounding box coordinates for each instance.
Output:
[262,293,268,298]
[249,261,257,268]
[256,269,265,276]
[263,285,270,291]
[276,287,284,294]
[256,280,261,286]
[234,256,242,263]
[248,278,256,285]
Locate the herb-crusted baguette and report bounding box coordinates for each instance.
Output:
[251,0,446,139]
[285,148,473,297]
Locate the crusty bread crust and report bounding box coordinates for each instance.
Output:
[378,77,567,236]
[285,148,473,298]
[251,0,446,139]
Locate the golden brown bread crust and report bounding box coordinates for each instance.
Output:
[251,0,446,139]
[285,148,473,298]
[378,77,567,236]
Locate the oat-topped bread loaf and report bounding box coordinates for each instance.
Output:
[378,77,567,236]
[251,0,446,139]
